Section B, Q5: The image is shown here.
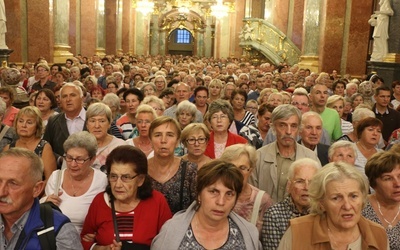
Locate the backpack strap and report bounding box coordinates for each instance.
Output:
[0,124,10,142]
[38,202,57,250]
[250,190,265,225]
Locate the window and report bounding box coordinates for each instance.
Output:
[176,29,191,44]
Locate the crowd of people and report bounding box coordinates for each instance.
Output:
[0,53,399,249]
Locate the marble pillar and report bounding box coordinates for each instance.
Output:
[196,32,204,57]
[159,31,166,56]
[116,0,123,54]
[204,17,213,57]
[297,0,321,72]
[96,0,106,57]
[150,15,160,56]
[385,0,400,62]
[105,0,117,55]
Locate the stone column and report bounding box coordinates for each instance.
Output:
[95,0,106,57]
[196,32,204,57]
[116,0,123,55]
[53,0,73,63]
[159,31,166,56]
[385,0,400,63]
[297,0,321,72]
[150,14,160,56]
[204,16,213,57]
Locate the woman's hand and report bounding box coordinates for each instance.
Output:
[45,191,63,206]
[110,240,122,250]
[82,233,96,242]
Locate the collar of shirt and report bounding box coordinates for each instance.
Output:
[275,142,296,160]
[375,107,389,115]
[285,196,308,217]
[64,107,86,121]
[0,209,30,248]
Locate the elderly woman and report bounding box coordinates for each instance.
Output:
[34,88,58,127]
[86,103,126,171]
[204,99,247,159]
[81,146,172,249]
[42,131,108,233]
[230,89,256,126]
[267,92,283,108]
[127,104,157,158]
[351,93,364,110]
[148,116,197,214]
[354,117,383,174]
[151,160,261,249]
[84,75,97,94]
[0,86,19,126]
[328,140,357,165]
[176,100,197,130]
[142,95,165,117]
[3,106,56,181]
[278,162,388,249]
[338,107,375,142]
[0,98,17,151]
[207,79,223,104]
[220,144,273,232]
[181,123,211,169]
[141,82,157,97]
[154,75,167,96]
[363,151,400,249]
[332,79,347,96]
[327,95,354,135]
[116,88,144,139]
[158,87,175,109]
[258,88,276,105]
[102,93,122,122]
[91,85,105,101]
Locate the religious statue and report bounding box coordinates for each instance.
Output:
[0,0,7,49]
[369,0,393,61]
[239,23,254,41]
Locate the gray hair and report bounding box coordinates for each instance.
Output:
[141,82,156,92]
[102,93,121,111]
[328,140,358,160]
[135,104,157,119]
[271,104,302,132]
[352,107,374,123]
[61,82,83,98]
[142,96,165,111]
[300,111,322,130]
[176,100,197,119]
[346,82,358,90]
[0,147,43,182]
[86,102,112,123]
[63,131,98,158]
[207,99,234,124]
[0,98,6,116]
[220,144,257,170]
[308,162,368,215]
[287,158,321,180]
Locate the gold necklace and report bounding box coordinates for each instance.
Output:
[70,170,91,197]
[377,199,400,230]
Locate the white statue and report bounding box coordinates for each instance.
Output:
[369,0,393,61]
[0,0,7,49]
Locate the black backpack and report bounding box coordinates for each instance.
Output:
[38,202,62,250]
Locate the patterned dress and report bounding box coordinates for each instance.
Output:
[362,200,400,250]
[150,159,197,214]
[178,218,246,250]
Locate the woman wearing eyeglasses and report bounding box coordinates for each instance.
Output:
[220,144,273,233]
[204,99,247,159]
[81,145,172,250]
[42,131,108,233]
[181,123,211,169]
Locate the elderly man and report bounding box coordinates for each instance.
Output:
[298,111,330,166]
[43,83,86,160]
[0,148,81,249]
[163,82,203,122]
[97,63,113,89]
[328,140,357,165]
[261,158,320,249]
[263,88,331,145]
[250,104,320,202]
[309,83,342,141]
[248,74,266,101]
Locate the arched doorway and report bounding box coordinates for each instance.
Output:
[167,28,194,56]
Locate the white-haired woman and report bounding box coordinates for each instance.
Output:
[142,95,165,117]
[127,104,157,158]
[220,144,273,233]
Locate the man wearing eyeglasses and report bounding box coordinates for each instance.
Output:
[261,158,320,250]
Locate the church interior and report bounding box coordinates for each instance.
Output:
[2,0,395,78]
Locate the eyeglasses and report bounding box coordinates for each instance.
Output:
[292,178,312,187]
[137,119,151,125]
[87,118,108,125]
[63,154,91,164]
[186,137,207,145]
[211,114,229,120]
[108,173,139,183]
[291,102,309,107]
[238,165,251,172]
[246,106,258,110]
